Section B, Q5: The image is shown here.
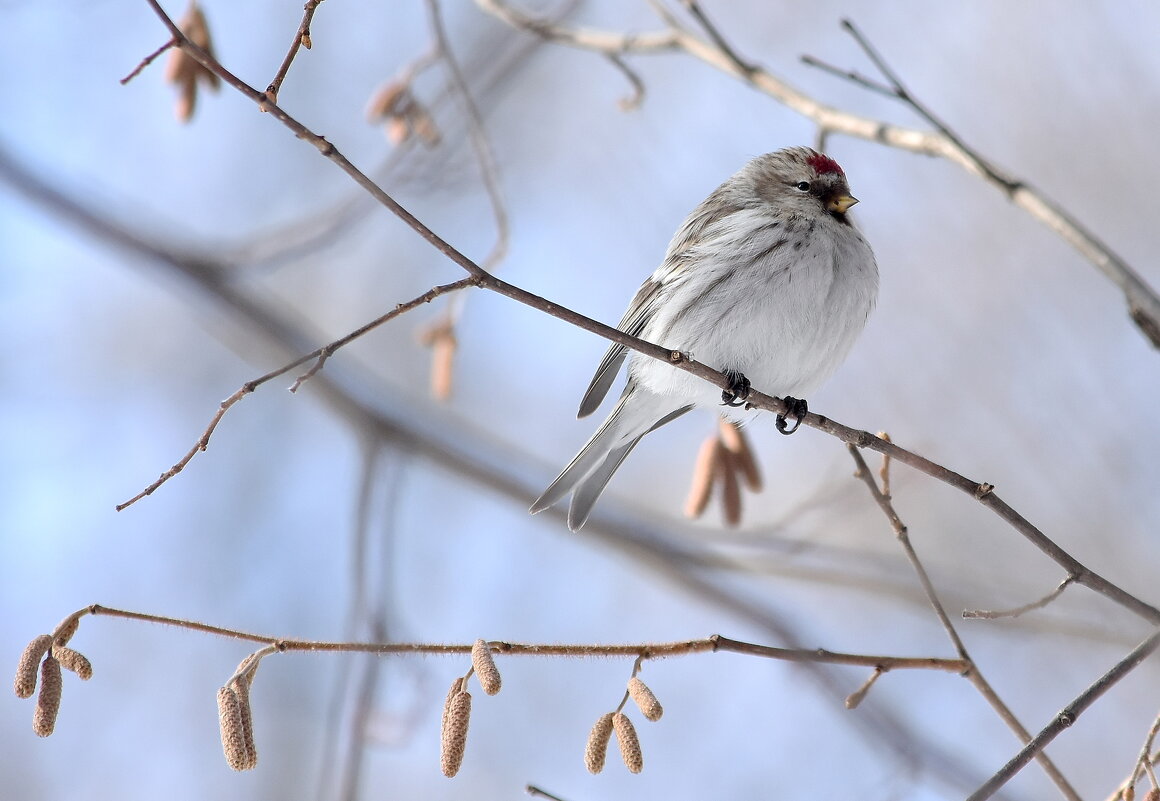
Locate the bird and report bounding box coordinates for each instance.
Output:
[531,147,878,531]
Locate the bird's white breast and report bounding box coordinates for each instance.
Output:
[628,209,877,413]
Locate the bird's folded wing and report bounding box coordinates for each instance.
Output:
[577,277,663,418]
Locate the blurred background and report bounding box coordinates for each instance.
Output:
[3,1,1160,799]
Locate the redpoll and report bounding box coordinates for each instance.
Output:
[532,147,878,530]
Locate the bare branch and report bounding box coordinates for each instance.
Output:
[1120,709,1160,801]
[266,0,325,104]
[606,52,646,110]
[963,576,1077,620]
[475,0,680,52]
[848,446,1081,801]
[41,604,970,672]
[477,0,1160,348]
[115,277,478,509]
[424,0,509,272]
[120,37,176,84]
[679,0,757,74]
[967,627,1160,801]
[828,19,1018,193]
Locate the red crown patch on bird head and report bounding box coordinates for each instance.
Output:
[807,152,844,176]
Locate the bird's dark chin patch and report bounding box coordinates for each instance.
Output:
[828,211,851,224]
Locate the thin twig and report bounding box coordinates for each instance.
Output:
[966,627,1160,801]
[266,0,325,103]
[475,0,680,52]
[131,0,1160,631]
[1116,708,1160,801]
[606,52,645,110]
[680,0,756,74]
[526,786,568,801]
[424,0,509,273]
[120,37,176,84]
[63,604,970,670]
[835,19,1018,192]
[799,55,896,99]
[963,576,1077,620]
[115,276,477,509]
[847,446,1081,801]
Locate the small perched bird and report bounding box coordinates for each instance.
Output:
[532,147,878,530]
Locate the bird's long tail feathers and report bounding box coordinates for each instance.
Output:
[530,387,692,531]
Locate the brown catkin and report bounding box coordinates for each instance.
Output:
[217,686,250,771]
[52,645,93,681]
[440,689,472,777]
[441,677,462,733]
[431,332,457,401]
[367,81,408,121]
[14,635,53,698]
[612,712,643,773]
[584,712,615,774]
[718,448,742,527]
[230,678,257,770]
[33,656,62,737]
[1144,789,1159,801]
[719,419,762,491]
[54,615,81,646]
[627,677,663,722]
[470,640,501,696]
[684,436,721,519]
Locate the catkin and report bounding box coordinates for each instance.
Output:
[52,645,93,681]
[584,712,615,774]
[684,436,721,519]
[217,686,250,771]
[718,448,742,527]
[441,677,462,733]
[431,331,457,401]
[471,640,502,696]
[1144,789,1159,801]
[612,712,643,773]
[231,678,257,770]
[719,419,762,491]
[33,656,63,737]
[627,677,663,722]
[54,615,81,646]
[14,634,53,698]
[440,689,472,777]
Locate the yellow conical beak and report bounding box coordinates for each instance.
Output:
[827,194,858,214]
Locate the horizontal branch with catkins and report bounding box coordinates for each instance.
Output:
[14,604,975,773]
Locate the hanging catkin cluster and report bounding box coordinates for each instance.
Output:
[584,670,665,774]
[440,639,503,778]
[685,418,762,526]
[13,614,93,737]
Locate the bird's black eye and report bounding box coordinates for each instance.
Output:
[795,181,811,192]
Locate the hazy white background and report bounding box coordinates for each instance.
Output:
[3,1,1160,799]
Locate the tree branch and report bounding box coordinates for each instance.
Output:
[125,0,1160,631]
[848,446,1080,801]
[476,0,1160,348]
[967,626,1160,801]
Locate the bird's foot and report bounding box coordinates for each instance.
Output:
[720,370,751,407]
[775,396,808,435]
